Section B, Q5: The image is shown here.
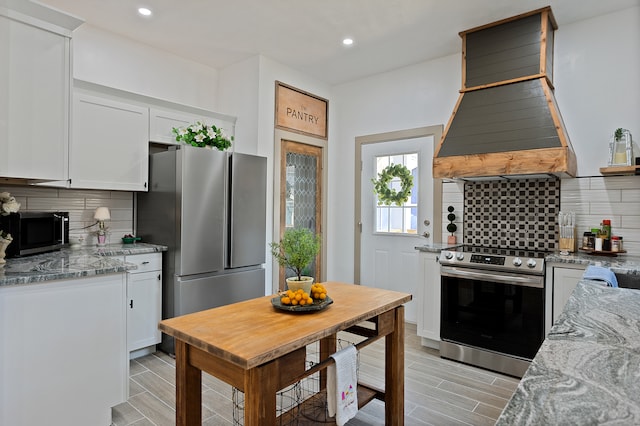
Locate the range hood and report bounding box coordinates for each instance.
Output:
[433,7,576,180]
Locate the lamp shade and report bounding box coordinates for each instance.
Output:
[93,207,111,221]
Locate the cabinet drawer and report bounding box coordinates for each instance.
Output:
[125,253,162,273]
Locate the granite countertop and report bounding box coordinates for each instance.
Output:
[0,243,167,287]
[546,251,640,275]
[414,243,461,253]
[496,280,640,425]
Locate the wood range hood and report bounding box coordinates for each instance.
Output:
[433,7,576,180]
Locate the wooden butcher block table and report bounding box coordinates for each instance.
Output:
[159,281,412,425]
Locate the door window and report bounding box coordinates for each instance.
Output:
[373,153,418,234]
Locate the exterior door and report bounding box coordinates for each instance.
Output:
[356,126,441,324]
[279,140,323,289]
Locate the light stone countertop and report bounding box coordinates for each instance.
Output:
[496,279,640,425]
[0,243,167,287]
[414,243,461,253]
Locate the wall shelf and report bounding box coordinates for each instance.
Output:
[599,165,640,176]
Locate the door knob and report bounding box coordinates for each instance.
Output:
[422,231,430,238]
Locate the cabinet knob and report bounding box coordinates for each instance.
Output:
[141,261,150,265]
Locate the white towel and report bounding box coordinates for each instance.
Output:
[327,344,358,426]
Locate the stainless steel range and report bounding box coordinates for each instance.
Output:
[439,245,546,378]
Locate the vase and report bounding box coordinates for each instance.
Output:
[0,238,11,265]
[286,276,314,294]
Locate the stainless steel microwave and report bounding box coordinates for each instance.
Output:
[0,211,69,258]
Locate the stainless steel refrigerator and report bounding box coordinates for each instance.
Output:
[136,145,267,354]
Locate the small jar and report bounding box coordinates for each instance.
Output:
[583,232,595,249]
[602,238,611,251]
[595,238,603,251]
[611,236,621,252]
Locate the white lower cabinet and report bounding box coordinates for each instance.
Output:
[0,274,127,426]
[417,252,441,348]
[545,264,586,332]
[113,253,162,357]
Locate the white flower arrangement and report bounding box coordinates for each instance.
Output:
[0,192,20,216]
[172,121,233,151]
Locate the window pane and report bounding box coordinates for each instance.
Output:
[373,152,419,235]
[389,207,403,233]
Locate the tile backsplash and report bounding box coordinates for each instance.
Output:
[0,185,134,246]
[441,175,640,254]
[560,175,640,254]
[464,178,560,251]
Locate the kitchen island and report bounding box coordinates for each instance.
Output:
[160,281,411,426]
[496,279,640,424]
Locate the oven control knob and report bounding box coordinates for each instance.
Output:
[527,258,537,268]
[456,253,464,261]
[445,251,454,260]
[513,257,522,267]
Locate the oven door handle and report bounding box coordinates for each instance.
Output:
[440,266,544,288]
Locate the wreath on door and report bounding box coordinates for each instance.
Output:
[371,164,414,206]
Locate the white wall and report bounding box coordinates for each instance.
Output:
[72,25,219,111]
[328,6,640,284]
[555,7,640,176]
[329,54,461,284]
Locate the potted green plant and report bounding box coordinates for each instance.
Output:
[270,227,321,294]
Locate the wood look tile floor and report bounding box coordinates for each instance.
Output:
[112,323,519,426]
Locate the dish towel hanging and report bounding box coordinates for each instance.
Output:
[327,344,358,426]
[583,265,619,287]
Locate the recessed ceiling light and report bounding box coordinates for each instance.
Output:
[342,38,354,46]
[138,7,152,17]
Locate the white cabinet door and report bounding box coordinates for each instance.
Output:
[552,266,586,324]
[127,270,162,351]
[70,93,149,191]
[417,252,441,345]
[118,252,162,354]
[0,14,70,181]
[0,274,127,426]
[149,107,234,144]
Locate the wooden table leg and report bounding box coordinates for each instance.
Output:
[385,305,405,425]
[244,360,279,425]
[175,340,202,426]
[319,334,337,390]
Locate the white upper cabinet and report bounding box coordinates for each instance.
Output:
[71,90,149,191]
[149,107,235,145]
[0,3,82,181]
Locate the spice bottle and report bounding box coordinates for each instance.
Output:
[601,220,611,239]
[611,236,621,252]
[582,232,595,250]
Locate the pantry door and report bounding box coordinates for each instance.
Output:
[278,140,323,289]
[355,126,442,323]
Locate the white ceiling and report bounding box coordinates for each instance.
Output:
[38,0,639,85]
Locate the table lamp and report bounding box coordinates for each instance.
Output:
[94,207,111,245]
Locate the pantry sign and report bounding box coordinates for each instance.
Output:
[275,81,328,139]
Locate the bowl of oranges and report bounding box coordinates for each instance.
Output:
[271,283,332,312]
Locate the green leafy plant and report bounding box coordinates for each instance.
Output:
[270,227,321,281]
[371,164,413,206]
[614,128,624,141]
[172,121,233,151]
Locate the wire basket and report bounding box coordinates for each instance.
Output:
[231,338,359,425]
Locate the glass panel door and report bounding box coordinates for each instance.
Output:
[280,140,323,288]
